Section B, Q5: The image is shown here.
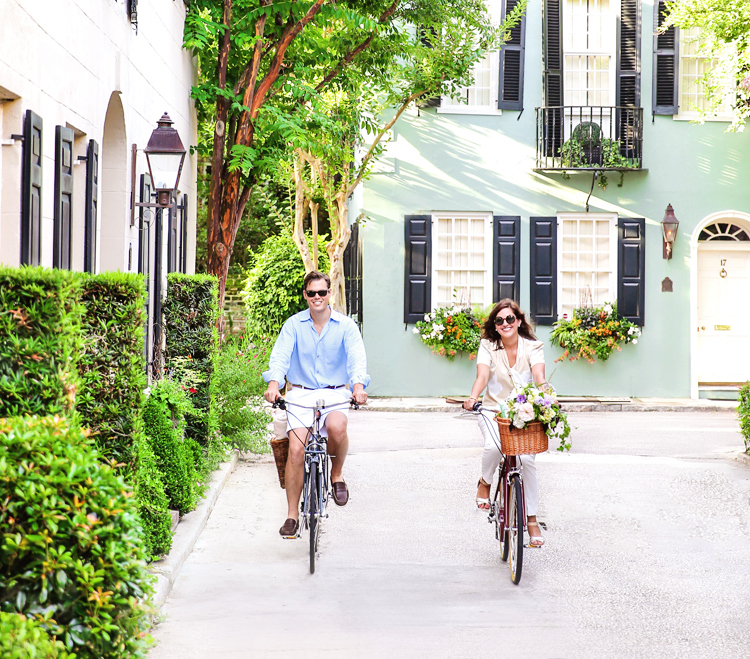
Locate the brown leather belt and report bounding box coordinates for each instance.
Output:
[289,384,347,390]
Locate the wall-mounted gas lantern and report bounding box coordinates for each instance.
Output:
[662,203,679,259]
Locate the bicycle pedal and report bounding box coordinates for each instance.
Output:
[524,543,543,549]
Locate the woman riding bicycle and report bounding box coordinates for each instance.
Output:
[463,299,548,547]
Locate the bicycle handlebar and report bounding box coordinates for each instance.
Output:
[272,397,360,411]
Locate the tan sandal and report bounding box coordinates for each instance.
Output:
[527,521,545,547]
[476,478,490,511]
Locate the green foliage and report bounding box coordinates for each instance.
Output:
[550,302,641,363]
[214,332,273,453]
[559,137,638,177]
[738,382,750,454]
[664,0,750,130]
[0,266,82,417]
[163,273,219,445]
[414,305,486,361]
[142,380,199,515]
[77,272,146,467]
[133,433,173,560]
[0,415,152,659]
[0,612,75,659]
[241,231,329,337]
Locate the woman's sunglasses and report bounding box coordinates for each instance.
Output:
[305,288,329,298]
[494,314,517,326]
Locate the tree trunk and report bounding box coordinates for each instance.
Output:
[327,193,351,313]
[292,152,314,273]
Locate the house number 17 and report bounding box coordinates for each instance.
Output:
[720,258,728,278]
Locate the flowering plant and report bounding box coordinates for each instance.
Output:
[498,382,571,451]
[549,302,641,363]
[413,305,486,361]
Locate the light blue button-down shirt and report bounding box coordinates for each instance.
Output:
[263,308,370,389]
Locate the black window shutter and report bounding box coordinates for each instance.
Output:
[498,0,526,110]
[417,26,441,108]
[530,217,557,325]
[404,214,432,324]
[21,110,43,266]
[84,139,99,273]
[138,173,152,276]
[53,126,74,270]
[652,0,679,115]
[617,217,645,325]
[617,0,641,108]
[493,216,521,302]
[542,0,564,155]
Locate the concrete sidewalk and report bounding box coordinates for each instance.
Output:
[364,396,739,413]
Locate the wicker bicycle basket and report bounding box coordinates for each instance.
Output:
[270,437,288,489]
[495,418,549,455]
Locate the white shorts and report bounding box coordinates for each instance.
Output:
[284,387,351,437]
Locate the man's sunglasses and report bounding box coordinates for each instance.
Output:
[494,314,517,326]
[305,289,329,298]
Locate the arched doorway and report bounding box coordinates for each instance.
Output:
[691,212,750,397]
[99,92,128,272]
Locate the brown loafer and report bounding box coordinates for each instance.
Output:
[279,518,299,537]
[331,481,349,506]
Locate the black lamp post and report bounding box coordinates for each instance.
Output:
[662,203,679,259]
[144,113,186,208]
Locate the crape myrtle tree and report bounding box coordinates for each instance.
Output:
[184,0,521,314]
[665,0,750,130]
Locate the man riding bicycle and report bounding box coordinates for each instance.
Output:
[263,271,369,538]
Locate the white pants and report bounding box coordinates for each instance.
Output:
[284,387,350,436]
[478,410,539,517]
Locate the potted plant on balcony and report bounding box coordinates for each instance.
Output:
[571,121,603,166]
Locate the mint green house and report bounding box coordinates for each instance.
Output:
[354,0,750,399]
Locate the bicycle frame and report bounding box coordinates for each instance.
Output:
[299,406,330,535]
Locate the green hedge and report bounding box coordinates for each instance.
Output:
[133,432,173,560]
[0,415,152,658]
[0,266,82,417]
[739,382,750,454]
[76,272,147,467]
[163,273,219,445]
[142,379,198,515]
[0,612,74,659]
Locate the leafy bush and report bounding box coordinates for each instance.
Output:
[739,382,750,454]
[214,332,273,453]
[242,231,330,337]
[77,272,146,466]
[550,302,641,363]
[142,379,199,515]
[0,415,152,659]
[0,266,82,417]
[0,612,75,659]
[163,274,219,446]
[414,305,486,360]
[133,433,173,560]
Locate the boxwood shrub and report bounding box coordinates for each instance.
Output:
[133,432,173,560]
[0,266,82,417]
[143,379,199,515]
[0,415,152,658]
[0,612,74,659]
[163,273,219,445]
[739,381,750,454]
[76,272,147,466]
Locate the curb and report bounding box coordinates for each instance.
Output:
[363,402,738,414]
[735,451,750,467]
[149,451,238,608]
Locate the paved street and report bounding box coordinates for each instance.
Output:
[149,411,750,659]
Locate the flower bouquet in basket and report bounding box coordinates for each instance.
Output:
[495,383,571,453]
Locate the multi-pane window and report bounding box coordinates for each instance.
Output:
[432,213,493,308]
[441,53,496,112]
[563,0,616,107]
[557,213,617,319]
[677,26,732,118]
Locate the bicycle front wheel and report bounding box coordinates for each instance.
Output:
[308,465,319,574]
[497,481,509,562]
[508,474,524,584]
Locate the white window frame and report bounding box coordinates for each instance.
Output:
[438,0,503,116]
[431,211,494,309]
[675,26,734,122]
[557,212,617,319]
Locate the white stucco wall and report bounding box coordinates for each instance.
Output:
[0,0,198,273]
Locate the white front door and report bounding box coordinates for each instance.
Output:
[696,244,750,383]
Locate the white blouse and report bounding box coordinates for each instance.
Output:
[477,336,545,411]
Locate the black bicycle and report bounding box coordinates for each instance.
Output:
[272,397,358,574]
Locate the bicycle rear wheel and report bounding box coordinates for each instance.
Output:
[308,465,319,574]
[508,474,524,584]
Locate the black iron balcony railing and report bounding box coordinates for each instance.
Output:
[535,106,643,171]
